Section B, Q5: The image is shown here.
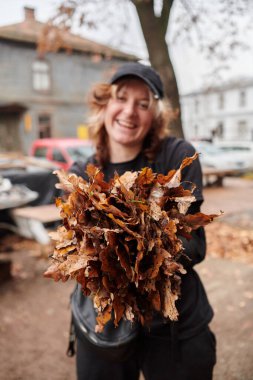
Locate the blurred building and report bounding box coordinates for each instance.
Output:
[181,77,253,142]
[0,7,137,154]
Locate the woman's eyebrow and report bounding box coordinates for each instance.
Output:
[117,87,150,101]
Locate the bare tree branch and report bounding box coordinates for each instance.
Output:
[161,0,173,36]
[42,0,253,137]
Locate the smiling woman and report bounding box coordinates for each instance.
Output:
[104,79,154,158]
[87,64,169,168]
[66,62,216,380]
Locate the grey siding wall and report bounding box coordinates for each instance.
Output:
[0,39,125,153]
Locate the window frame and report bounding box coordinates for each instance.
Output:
[32,59,51,93]
[237,120,248,138]
[38,113,52,138]
[218,93,224,110]
[239,90,246,107]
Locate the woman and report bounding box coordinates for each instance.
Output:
[70,62,216,380]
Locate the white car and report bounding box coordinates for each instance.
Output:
[214,141,253,170]
[191,141,251,172]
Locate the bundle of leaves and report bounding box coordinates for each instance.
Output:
[44,154,217,332]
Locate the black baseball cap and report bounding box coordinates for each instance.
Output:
[109,62,164,99]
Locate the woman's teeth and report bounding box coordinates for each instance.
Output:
[117,120,136,129]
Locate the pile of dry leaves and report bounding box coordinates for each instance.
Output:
[44,155,216,331]
[206,222,253,264]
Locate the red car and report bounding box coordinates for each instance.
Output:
[30,138,94,170]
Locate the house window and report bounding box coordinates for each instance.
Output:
[194,99,199,114]
[239,90,246,107]
[218,93,224,109]
[32,60,51,91]
[38,114,52,138]
[238,121,247,138]
[216,122,224,138]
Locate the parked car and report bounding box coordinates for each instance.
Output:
[214,141,253,170]
[30,138,94,170]
[191,141,251,172]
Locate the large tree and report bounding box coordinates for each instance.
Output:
[132,1,181,137]
[44,0,252,138]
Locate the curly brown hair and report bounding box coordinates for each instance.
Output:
[86,81,172,167]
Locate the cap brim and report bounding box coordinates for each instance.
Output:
[110,72,160,99]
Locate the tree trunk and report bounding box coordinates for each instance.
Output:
[133,0,184,138]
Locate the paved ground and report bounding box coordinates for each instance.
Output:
[0,177,253,380]
[201,177,253,380]
[198,257,253,380]
[202,176,253,217]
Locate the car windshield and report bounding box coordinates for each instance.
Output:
[195,144,224,155]
[66,146,94,160]
[219,146,251,152]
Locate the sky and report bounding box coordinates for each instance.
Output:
[0,0,252,94]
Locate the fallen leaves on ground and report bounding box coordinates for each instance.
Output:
[206,222,253,264]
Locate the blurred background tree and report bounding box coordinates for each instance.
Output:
[42,0,252,138]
